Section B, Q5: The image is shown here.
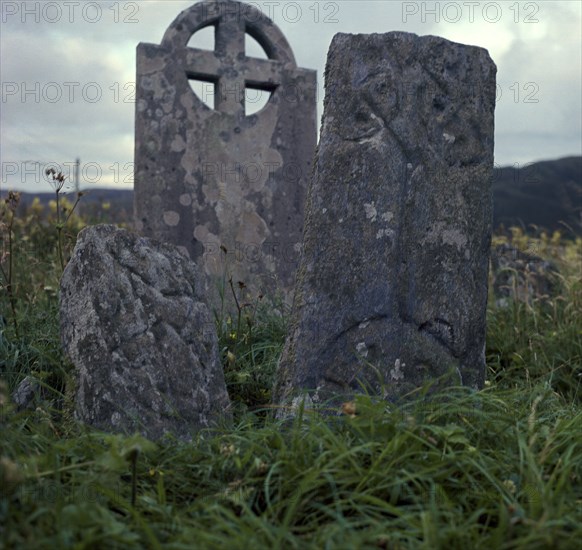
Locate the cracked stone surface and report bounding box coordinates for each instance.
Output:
[60,224,230,440]
[273,32,496,410]
[134,0,317,306]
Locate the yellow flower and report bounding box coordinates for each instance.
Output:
[220,443,236,455]
[31,197,44,215]
[342,401,357,418]
[503,479,517,494]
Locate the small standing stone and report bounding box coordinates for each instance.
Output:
[274,32,497,409]
[60,225,230,440]
[11,376,41,411]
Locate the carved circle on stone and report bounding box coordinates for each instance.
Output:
[161,0,297,117]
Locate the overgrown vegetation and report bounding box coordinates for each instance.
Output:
[1,194,581,548]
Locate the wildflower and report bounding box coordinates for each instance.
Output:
[503,479,517,494]
[31,197,43,215]
[342,401,357,418]
[220,443,236,455]
[5,191,20,211]
[45,167,66,192]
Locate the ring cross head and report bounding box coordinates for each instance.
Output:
[162,1,296,117]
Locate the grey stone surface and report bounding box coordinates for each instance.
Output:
[11,376,40,411]
[134,0,317,306]
[60,224,230,440]
[491,243,558,307]
[274,32,497,409]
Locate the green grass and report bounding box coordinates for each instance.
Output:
[1,198,581,548]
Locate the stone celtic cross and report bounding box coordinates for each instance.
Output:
[177,2,293,116]
[134,0,317,306]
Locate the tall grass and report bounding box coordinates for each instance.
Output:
[1,199,581,548]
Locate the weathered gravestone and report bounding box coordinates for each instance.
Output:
[134,0,317,305]
[60,225,230,440]
[274,32,497,410]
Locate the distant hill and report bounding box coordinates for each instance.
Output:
[492,156,581,235]
[4,156,581,235]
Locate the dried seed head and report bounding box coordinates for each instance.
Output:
[6,191,21,211]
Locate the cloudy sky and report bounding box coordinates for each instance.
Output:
[1,0,581,192]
